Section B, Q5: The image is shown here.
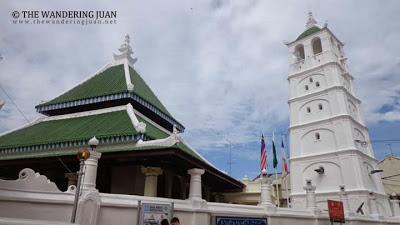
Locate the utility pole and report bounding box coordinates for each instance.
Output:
[226,138,233,175]
[386,144,394,156]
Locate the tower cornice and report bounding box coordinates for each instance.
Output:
[289,148,377,164]
[289,114,368,131]
[288,61,352,79]
[288,85,361,104]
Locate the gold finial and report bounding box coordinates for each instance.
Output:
[77,148,91,160]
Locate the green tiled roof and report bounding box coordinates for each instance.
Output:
[44,65,127,105]
[0,110,168,150]
[38,64,172,117]
[0,108,203,162]
[0,140,200,162]
[296,26,321,41]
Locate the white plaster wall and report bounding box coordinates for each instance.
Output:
[0,189,398,225]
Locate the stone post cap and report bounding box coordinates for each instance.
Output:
[141,167,163,176]
[188,168,205,176]
[87,151,102,159]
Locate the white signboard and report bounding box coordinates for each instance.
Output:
[139,202,172,225]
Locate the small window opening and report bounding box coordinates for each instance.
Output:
[315,133,320,140]
[309,78,313,83]
[316,82,320,87]
[307,107,311,113]
[312,37,323,55]
[305,85,309,91]
[318,104,323,110]
[295,44,305,60]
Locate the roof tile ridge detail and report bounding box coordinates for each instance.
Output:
[136,135,177,147]
[41,105,127,122]
[123,60,134,91]
[126,103,146,133]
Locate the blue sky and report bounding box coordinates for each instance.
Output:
[1,0,400,180]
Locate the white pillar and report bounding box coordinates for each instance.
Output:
[187,168,204,201]
[390,194,400,217]
[304,179,316,211]
[368,192,380,218]
[141,167,163,197]
[65,172,78,187]
[260,176,275,207]
[339,185,352,216]
[82,151,101,192]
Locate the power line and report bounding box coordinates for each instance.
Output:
[382,173,400,179]
[0,85,30,123]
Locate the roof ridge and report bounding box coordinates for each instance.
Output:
[41,105,127,122]
[123,60,134,91]
[131,105,171,135]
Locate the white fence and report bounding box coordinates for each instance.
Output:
[0,168,399,225]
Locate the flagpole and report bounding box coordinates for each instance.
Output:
[274,168,280,207]
[285,174,289,207]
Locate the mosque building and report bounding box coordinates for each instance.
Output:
[0,35,243,201]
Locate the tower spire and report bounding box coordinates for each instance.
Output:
[306,11,318,28]
[113,34,137,65]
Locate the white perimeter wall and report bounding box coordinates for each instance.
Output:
[0,189,399,225]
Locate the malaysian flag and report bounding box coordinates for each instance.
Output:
[260,134,267,173]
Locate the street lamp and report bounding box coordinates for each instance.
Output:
[70,148,91,223]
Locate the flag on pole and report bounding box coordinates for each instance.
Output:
[272,133,278,169]
[260,134,267,173]
[281,139,289,177]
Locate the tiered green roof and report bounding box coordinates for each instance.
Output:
[0,109,206,162]
[0,109,168,152]
[37,65,171,118]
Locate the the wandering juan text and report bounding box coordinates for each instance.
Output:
[20,10,117,20]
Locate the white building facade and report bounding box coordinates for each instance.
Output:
[287,13,391,216]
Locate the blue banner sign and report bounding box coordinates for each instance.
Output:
[216,216,267,225]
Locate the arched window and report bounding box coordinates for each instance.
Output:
[307,107,311,113]
[318,104,323,110]
[305,85,309,91]
[316,81,320,87]
[315,133,320,140]
[295,44,305,60]
[312,37,322,55]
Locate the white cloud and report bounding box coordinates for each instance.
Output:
[0,0,399,151]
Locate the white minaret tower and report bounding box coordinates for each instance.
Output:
[286,13,391,216]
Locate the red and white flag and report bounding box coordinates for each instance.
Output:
[260,134,267,174]
[0,100,4,110]
[281,139,289,177]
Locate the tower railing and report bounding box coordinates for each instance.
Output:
[289,50,340,75]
